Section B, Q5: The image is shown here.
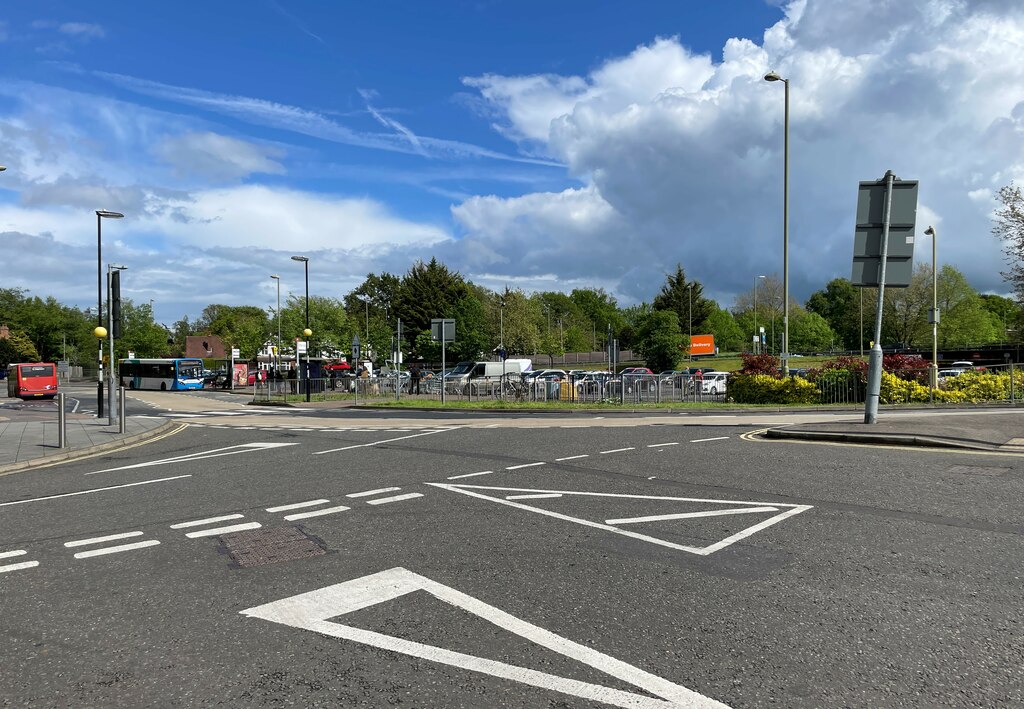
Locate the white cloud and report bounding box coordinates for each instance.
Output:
[453,0,1024,307]
[58,22,105,39]
[155,132,286,180]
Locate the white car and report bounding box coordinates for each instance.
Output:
[699,371,730,395]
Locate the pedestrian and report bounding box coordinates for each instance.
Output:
[410,363,421,394]
[329,367,337,390]
[288,363,297,394]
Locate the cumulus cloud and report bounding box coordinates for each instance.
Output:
[452,0,1024,306]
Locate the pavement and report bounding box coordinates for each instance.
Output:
[2,383,1023,475]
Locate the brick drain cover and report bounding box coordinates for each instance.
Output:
[220,526,327,567]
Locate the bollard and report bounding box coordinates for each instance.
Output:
[118,386,127,434]
[57,391,67,449]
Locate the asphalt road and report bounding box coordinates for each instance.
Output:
[1,418,1021,707]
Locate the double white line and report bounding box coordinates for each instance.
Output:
[65,531,160,559]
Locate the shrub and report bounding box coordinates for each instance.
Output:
[739,353,781,376]
[729,373,819,404]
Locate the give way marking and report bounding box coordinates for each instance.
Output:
[241,567,728,708]
[87,442,299,474]
[427,483,812,556]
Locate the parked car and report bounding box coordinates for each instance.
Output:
[700,371,730,395]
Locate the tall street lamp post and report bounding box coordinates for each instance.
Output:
[106,264,127,425]
[687,283,693,361]
[291,256,311,402]
[754,275,766,354]
[270,274,281,375]
[95,210,124,417]
[764,71,790,374]
[923,226,939,403]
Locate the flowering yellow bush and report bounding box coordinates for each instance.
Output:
[729,374,819,404]
[880,372,966,403]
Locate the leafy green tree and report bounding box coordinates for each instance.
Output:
[117,301,173,359]
[396,259,470,356]
[789,308,837,353]
[706,307,744,352]
[448,294,490,362]
[635,310,685,372]
[195,304,271,359]
[0,328,40,366]
[979,294,1021,340]
[651,265,714,337]
[805,278,860,350]
[495,289,540,357]
[570,288,625,348]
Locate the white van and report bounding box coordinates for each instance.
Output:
[446,359,532,392]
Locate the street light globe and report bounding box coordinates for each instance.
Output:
[303,328,312,337]
[94,326,108,338]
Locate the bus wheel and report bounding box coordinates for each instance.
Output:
[160,383,167,391]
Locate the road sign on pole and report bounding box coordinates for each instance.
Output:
[430,318,455,343]
[851,176,918,288]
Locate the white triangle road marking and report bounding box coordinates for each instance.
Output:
[241,567,728,708]
[428,484,812,556]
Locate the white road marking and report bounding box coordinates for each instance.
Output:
[72,540,160,559]
[606,506,779,525]
[170,514,244,529]
[0,560,39,573]
[0,549,28,560]
[600,447,635,454]
[65,531,145,547]
[185,522,261,538]
[447,470,495,480]
[313,429,451,455]
[430,484,813,556]
[266,499,330,513]
[87,443,300,474]
[690,436,729,443]
[647,442,679,448]
[366,493,424,505]
[0,475,192,507]
[284,505,351,521]
[506,462,545,470]
[507,493,563,500]
[346,487,402,498]
[241,567,728,709]
[555,454,589,461]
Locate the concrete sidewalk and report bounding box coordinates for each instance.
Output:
[0,413,177,475]
[765,408,1024,452]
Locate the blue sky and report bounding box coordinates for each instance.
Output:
[1,0,1022,327]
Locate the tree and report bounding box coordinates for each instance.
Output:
[195,304,271,359]
[706,307,744,352]
[993,182,1024,301]
[0,328,40,366]
[805,278,860,350]
[395,259,470,356]
[635,310,685,372]
[788,308,837,353]
[651,265,714,337]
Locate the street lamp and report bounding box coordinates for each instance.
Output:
[270,275,281,375]
[754,275,766,354]
[764,70,790,374]
[923,226,939,403]
[291,256,311,402]
[687,283,693,361]
[95,210,124,417]
[106,263,127,425]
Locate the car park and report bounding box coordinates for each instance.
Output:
[699,371,730,395]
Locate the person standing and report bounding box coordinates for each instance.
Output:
[287,363,297,394]
[410,363,421,394]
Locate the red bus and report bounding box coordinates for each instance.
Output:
[6,362,59,400]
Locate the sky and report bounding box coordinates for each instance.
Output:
[1,0,1023,328]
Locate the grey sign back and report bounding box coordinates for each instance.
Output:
[851,178,918,288]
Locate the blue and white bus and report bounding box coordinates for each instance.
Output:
[119,358,204,391]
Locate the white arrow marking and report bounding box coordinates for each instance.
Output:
[313,428,452,455]
[87,443,299,474]
[242,567,728,708]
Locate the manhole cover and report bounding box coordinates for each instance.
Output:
[948,465,1010,477]
[221,526,327,567]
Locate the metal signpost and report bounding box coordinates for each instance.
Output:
[431,318,455,404]
[851,170,918,423]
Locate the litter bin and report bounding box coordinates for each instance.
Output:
[559,380,576,402]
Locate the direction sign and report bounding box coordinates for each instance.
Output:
[430,318,455,343]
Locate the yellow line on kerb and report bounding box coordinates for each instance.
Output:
[20,422,189,471]
[740,428,1024,458]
